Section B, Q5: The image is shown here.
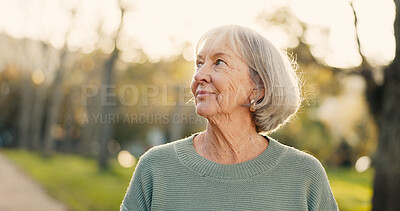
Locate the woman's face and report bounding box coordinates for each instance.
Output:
[191,38,255,118]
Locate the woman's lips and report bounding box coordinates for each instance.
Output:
[195,90,216,98]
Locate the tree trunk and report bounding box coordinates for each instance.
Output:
[80,93,101,155]
[31,85,47,150]
[372,62,400,211]
[97,4,125,170]
[17,73,33,149]
[371,1,400,210]
[42,51,68,156]
[97,49,118,170]
[61,94,75,153]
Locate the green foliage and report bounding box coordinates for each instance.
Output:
[2,149,372,211]
[272,107,334,162]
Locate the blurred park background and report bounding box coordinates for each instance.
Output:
[0,0,399,210]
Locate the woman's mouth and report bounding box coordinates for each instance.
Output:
[195,90,216,98]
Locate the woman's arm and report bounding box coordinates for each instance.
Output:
[306,157,339,211]
[120,155,153,211]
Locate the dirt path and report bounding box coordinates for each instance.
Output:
[0,152,69,211]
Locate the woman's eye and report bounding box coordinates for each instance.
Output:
[196,62,204,69]
[216,59,226,66]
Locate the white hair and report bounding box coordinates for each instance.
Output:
[195,25,302,134]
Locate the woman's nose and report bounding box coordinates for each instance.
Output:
[194,65,211,83]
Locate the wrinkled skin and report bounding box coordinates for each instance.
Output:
[191,39,256,121]
[190,38,268,164]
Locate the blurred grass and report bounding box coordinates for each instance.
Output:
[1,149,134,211]
[2,149,373,211]
[327,167,373,211]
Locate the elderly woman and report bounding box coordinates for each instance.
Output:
[121,25,338,210]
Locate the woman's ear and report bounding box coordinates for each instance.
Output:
[249,86,265,103]
[257,87,265,102]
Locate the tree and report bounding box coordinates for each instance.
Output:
[42,49,71,156]
[42,8,77,156]
[97,0,128,170]
[361,1,400,210]
[261,1,399,209]
[31,43,58,150]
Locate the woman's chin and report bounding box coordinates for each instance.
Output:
[195,105,217,117]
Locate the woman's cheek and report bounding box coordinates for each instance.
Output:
[216,93,227,113]
[214,92,229,114]
[190,80,197,96]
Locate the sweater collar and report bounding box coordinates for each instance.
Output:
[174,134,288,180]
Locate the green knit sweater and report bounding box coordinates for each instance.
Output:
[121,134,338,210]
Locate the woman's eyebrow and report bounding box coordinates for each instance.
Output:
[212,52,232,60]
[196,54,204,60]
[196,52,233,60]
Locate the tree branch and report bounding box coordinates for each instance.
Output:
[350,1,382,118]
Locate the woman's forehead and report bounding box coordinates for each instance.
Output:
[197,38,238,58]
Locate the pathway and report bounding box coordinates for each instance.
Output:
[0,151,68,211]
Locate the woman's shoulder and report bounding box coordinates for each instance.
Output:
[274,140,327,176]
[136,135,192,165]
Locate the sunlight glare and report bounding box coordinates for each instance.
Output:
[0,0,395,67]
[289,0,395,68]
[182,45,194,61]
[352,0,396,66]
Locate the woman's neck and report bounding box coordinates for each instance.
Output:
[194,110,269,164]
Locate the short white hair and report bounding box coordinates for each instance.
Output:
[196,25,302,134]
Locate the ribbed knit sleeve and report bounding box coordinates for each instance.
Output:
[304,155,338,211]
[120,152,153,211]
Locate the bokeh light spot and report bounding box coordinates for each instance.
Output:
[355,156,371,173]
[117,150,136,168]
[31,69,45,85]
